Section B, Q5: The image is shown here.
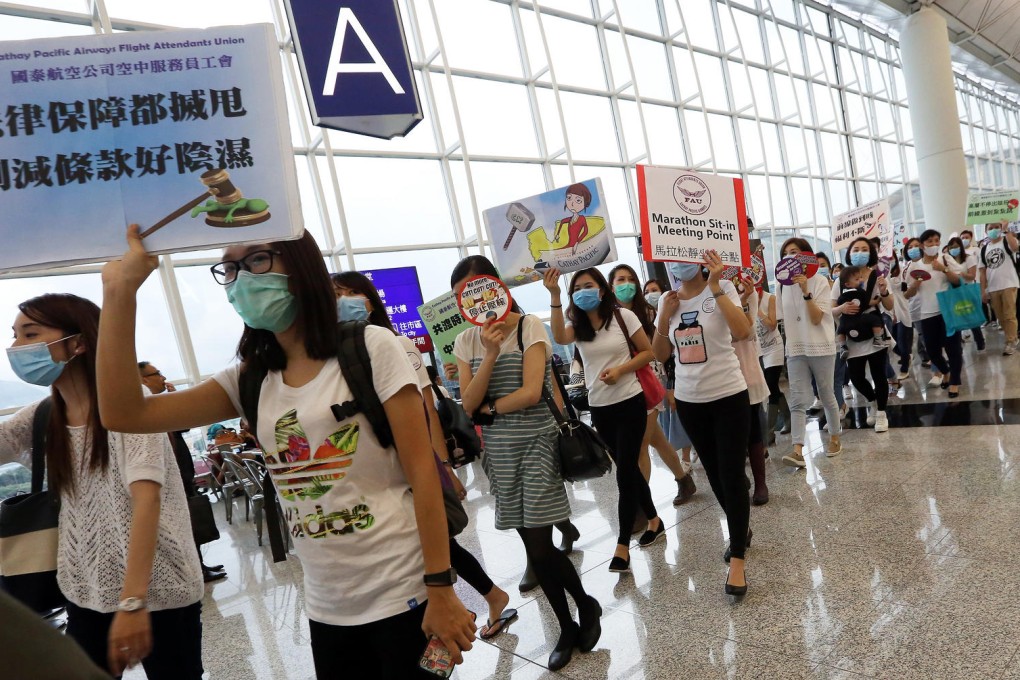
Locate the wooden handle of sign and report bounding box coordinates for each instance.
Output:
[140,192,212,239]
[502,228,517,251]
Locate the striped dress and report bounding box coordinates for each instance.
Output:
[453,315,571,530]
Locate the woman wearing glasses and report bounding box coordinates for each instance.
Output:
[95,228,477,678]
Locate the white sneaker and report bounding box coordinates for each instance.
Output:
[842,385,854,401]
[928,375,942,387]
[809,398,822,411]
[866,401,877,426]
[874,411,889,433]
[897,371,910,381]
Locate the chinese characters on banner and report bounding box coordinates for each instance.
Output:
[637,165,750,267]
[361,266,431,352]
[832,198,890,252]
[418,291,469,368]
[457,276,512,326]
[965,190,1020,226]
[0,24,301,272]
[482,178,617,288]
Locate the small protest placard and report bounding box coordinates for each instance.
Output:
[418,291,469,367]
[457,275,513,326]
[966,190,1020,226]
[833,199,890,252]
[775,257,803,286]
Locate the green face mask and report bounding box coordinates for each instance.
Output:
[614,283,637,303]
[225,271,298,332]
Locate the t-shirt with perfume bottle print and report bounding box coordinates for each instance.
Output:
[658,280,748,404]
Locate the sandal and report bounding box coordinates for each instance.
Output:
[479,608,518,640]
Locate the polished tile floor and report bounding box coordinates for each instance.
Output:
[133,327,1020,679]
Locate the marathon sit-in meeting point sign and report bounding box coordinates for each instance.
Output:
[283,0,422,139]
[966,190,1020,226]
[419,291,469,368]
[362,266,431,352]
[457,275,512,326]
[637,165,750,267]
[0,24,302,273]
[832,198,889,251]
[482,178,617,288]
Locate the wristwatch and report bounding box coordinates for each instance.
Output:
[423,568,458,587]
[117,597,147,612]
[489,400,498,416]
[802,293,813,301]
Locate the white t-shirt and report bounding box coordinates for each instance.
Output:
[213,326,427,627]
[569,307,644,408]
[977,239,1020,293]
[0,402,203,613]
[453,314,551,368]
[889,275,912,325]
[659,281,748,404]
[756,291,785,369]
[734,292,769,405]
[775,275,836,357]
[397,334,431,391]
[903,257,956,320]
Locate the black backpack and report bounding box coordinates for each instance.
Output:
[429,384,481,468]
[238,321,392,562]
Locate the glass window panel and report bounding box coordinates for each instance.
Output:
[904,145,919,182]
[819,131,846,177]
[852,136,875,178]
[828,179,852,217]
[537,0,593,17]
[880,141,902,180]
[791,177,813,225]
[434,0,522,77]
[518,8,549,75]
[0,13,94,40]
[683,110,712,166]
[707,114,738,170]
[601,28,632,90]
[769,176,792,226]
[717,4,740,56]
[793,79,813,125]
[672,48,702,107]
[749,67,775,118]
[812,178,829,223]
[559,92,620,162]
[452,77,539,157]
[844,92,869,134]
[910,184,924,220]
[454,161,547,237]
[738,118,765,170]
[175,266,245,376]
[617,100,647,161]
[679,0,718,52]
[783,125,807,173]
[773,74,798,120]
[768,0,797,23]
[746,174,773,226]
[628,37,674,102]
[617,0,663,35]
[803,129,822,175]
[812,83,838,130]
[804,35,836,82]
[336,158,455,248]
[859,181,878,204]
[294,156,329,247]
[104,0,274,26]
[693,54,728,110]
[779,26,805,76]
[733,9,766,65]
[423,72,460,148]
[536,87,566,153]
[643,105,687,167]
[898,105,913,143]
[541,15,606,91]
[760,122,784,173]
[727,62,754,112]
[596,168,638,235]
[806,7,830,35]
[874,98,895,138]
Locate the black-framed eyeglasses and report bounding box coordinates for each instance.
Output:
[210,250,281,285]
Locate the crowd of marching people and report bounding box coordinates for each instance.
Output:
[1,219,1016,678]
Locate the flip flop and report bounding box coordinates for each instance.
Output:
[479,608,518,640]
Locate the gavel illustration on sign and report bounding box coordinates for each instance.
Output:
[140,168,271,238]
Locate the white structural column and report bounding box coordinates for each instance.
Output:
[899,7,968,232]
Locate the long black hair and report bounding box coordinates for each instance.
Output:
[236,231,337,374]
[449,255,523,313]
[331,271,395,333]
[567,267,617,342]
[946,236,967,265]
[608,263,654,337]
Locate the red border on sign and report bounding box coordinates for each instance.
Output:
[456,275,514,327]
[732,177,751,267]
[638,165,653,262]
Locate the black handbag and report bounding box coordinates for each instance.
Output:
[0,398,67,613]
[187,493,220,545]
[430,384,481,468]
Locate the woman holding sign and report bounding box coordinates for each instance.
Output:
[96,228,477,679]
[545,267,664,574]
[830,238,894,433]
[650,251,753,596]
[775,238,844,468]
[452,256,600,672]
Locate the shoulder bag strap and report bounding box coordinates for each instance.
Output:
[30,397,52,494]
[613,308,638,358]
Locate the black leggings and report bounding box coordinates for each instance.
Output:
[516,526,589,630]
[847,350,889,410]
[676,391,752,560]
[65,601,203,679]
[763,365,783,405]
[748,401,764,447]
[589,392,655,546]
[450,538,493,597]
[920,315,963,386]
[309,604,432,678]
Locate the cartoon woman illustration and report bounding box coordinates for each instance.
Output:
[553,183,592,255]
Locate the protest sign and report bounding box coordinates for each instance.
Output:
[775,257,803,286]
[966,190,1020,226]
[832,199,889,251]
[457,275,512,326]
[362,266,430,352]
[482,178,616,288]
[0,24,301,273]
[638,165,750,267]
[418,291,469,368]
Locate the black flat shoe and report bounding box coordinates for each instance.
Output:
[638,520,666,548]
[204,563,224,571]
[608,556,631,573]
[577,596,602,652]
[548,623,579,671]
[948,388,960,399]
[725,574,748,597]
[723,528,752,563]
[519,561,538,592]
[558,521,581,554]
[940,380,950,390]
[203,568,227,583]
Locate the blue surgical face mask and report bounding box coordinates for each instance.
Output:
[949,247,961,258]
[225,271,298,332]
[989,228,1003,240]
[907,247,922,261]
[923,245,940,257]
[849,251,870,267]
[613,283,636,303]
[645,291,662,308]
[817,267,830,279]
[831,270,841,280]
[669,262,703,282]
[6,335,77,387]
[962,238,972,247]
[337,295,370,322]
[571,288,602,311]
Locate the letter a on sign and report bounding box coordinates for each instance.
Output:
[284,0,423,139]
[323,9,404,96]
